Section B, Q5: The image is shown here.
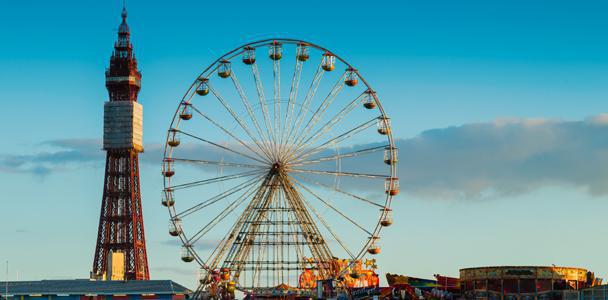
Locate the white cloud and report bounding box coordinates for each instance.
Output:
[395,116,608,199]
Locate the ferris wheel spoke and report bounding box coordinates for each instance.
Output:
[188,181,263,245]
[176,175,263,219]
[289,168,388,179]
[207,85,273,162]
[250,63,277,159]
[291,177,374,237]
[285,178,355,260]
[292,174,385,208]
[273,54,281,153]
[291,92,366,156]
[288,71,347,158]
[190,105,272,162]
[178,130,268,165]
[293,117,378,163]
[283,60,325,155]
[281,58,304,151]
[291,145,387,167]
[173,158,266,170]
[169,169,265,190]
[229,71,275,158]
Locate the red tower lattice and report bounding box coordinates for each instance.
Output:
[92,6,149,280]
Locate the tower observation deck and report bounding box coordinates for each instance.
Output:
[92,4,149,280]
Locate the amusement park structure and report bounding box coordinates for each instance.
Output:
[161,38,398,298]
[92,5,149,281]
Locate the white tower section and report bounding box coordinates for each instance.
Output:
[103,101,143,152]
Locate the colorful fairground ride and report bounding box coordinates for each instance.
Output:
[298,258,382,290]
[162,38,397,299]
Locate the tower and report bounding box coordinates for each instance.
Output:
[92,4,149,280]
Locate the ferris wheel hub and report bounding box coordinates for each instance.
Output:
[271,161,283,173]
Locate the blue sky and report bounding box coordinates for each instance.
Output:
[1,0,607,289]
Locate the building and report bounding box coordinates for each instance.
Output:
[460,266,595,300]
[92,2,149,281]
[0,280,190,300]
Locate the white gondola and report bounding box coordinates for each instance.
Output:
[377,117,391,135]
[163,158,175,177]
[218,60,231,78]
[322,53,335,71]
[269,41,282,60]
[169,218,182,236]
[161,188,174,207]
[181,245,194,262]
[296,43,310,61]
[168,129,180,147]
[380,208,393,227]
[363,90,377,109]
[242,46,256,65]
[179,103,192,120]
[384,146,397,165]
[195,78,209,96]
[367,236,381,255]
[385,177,399,196]
[345,68,358,86]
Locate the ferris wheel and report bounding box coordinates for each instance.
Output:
[162,38,398,298]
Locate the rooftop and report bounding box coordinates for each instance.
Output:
[0,279,191,296]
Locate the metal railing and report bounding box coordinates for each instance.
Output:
[582,285,608,300]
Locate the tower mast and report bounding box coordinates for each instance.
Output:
[92,3,149,280]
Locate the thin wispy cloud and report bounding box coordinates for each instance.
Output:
[2,115,608,200]
[0,138,264,178]
[0,139,104,176]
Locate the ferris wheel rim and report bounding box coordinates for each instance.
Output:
[161,38,397,292]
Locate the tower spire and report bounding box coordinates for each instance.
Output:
[121,0,127,22]
[118,1,130,36]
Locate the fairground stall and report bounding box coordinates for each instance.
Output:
[460,266,600,300]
